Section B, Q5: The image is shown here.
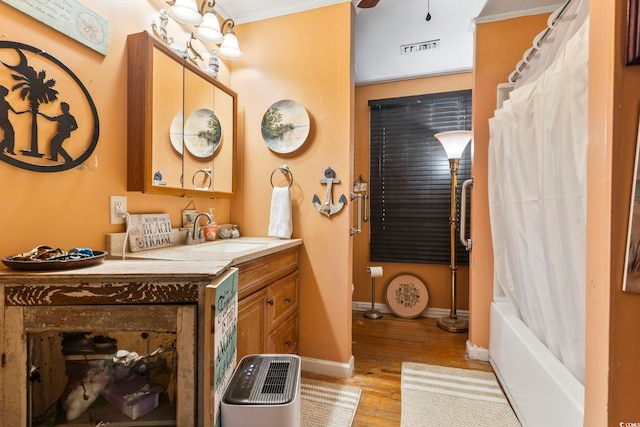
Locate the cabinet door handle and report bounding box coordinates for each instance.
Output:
[284,297,291,303]
[267,299,274,306]
[285,340,292,347]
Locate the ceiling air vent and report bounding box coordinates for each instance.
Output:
[401,39,440,55]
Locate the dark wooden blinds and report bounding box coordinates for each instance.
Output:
[368,90,472,265]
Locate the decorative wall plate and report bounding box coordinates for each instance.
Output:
[169,110,183,154]
[384,272,430,318]
[261,99,310,153]
[184,108,222,158]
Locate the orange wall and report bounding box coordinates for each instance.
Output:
[0,1,233,255]
[585,0,614,423]
[229,3,354,364]
[471,14,549,348]
[352,74,472,311]
[586,0,640,423]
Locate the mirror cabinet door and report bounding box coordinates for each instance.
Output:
[152,46,184,191]
[182,65,237,198]
[211,84,235,195]
[183,68,215,194]
[127,31,236,198]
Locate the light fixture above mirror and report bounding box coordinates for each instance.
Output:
[167,0,204,25]
[162,0,243,60]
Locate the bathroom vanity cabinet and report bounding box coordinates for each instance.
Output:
[0,261,237,427]
[106,237,303,363]
[236,247,299,360]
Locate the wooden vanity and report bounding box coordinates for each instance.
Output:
[235,247,299,359]
[0,238,301,427]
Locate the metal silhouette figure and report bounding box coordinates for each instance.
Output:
[0,85,29,155]
[38,102,78,163]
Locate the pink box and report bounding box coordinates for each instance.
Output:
[102,373,163,420]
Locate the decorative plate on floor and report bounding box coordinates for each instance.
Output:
[261,99,310,153]
[384,272,429,318]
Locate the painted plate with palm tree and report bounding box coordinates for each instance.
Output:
[384,272,430,318]
[261,99,310,153]
[184,108,222,158]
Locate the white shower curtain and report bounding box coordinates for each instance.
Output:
[488,18,589,383]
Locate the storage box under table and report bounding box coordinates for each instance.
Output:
[101,373,163,420]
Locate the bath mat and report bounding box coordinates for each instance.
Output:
[401,362,520,427]
[301,378,361,427]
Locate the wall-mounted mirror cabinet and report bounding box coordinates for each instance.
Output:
[127,31,237,198]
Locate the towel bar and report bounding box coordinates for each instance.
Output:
[270,164,294,188]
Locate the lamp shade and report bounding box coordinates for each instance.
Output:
[218,32,243,60]
[195,12,224,44]
[434,131,472,160]
[168,0,203,26]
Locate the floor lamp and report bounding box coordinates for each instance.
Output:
[434,131,472,333]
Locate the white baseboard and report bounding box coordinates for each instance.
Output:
[466,339,489,362]
[352,301,469,319]
[301,355,355,378]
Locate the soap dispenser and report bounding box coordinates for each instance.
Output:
[203,208,217,241]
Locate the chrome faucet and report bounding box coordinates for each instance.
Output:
[186,212,212,244]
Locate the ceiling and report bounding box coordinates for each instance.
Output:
[214,0,563,85]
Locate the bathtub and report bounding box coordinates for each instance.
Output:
[489,298,584,426]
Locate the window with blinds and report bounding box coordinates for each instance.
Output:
[368,90,472,265]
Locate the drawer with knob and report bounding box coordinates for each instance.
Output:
[266,270,298,329]
[268,314,298,354]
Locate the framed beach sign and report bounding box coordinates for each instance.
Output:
[624,118,640,292]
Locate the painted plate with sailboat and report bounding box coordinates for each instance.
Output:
[261,99,310,153]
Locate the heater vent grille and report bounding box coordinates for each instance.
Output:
[400,39,440,55]
[261,362,289,394]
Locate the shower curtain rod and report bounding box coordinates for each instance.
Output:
[508,0,574,83]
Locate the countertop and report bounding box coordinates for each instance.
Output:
[0,237,302,282]
[0,259,230,283]
[119,237,302,265]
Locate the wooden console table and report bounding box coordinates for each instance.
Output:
[0,260,236,427]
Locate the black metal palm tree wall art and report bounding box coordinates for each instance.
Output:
[3,49,59,158]
[0,41,99,172]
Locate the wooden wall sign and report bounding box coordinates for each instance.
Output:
[0,41,99,172]
[127,214,175,253]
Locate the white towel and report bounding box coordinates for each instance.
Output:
[268,186,293,239]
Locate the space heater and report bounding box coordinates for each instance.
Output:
[221,354,301,427]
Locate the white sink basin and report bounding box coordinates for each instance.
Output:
[126,239,273,261]
[120,237,300,264]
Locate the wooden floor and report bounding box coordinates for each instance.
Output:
[302,311,493,426]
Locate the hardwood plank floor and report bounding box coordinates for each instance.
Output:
[301,310,493,426]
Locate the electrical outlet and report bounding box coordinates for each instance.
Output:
[110,195,127,224]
